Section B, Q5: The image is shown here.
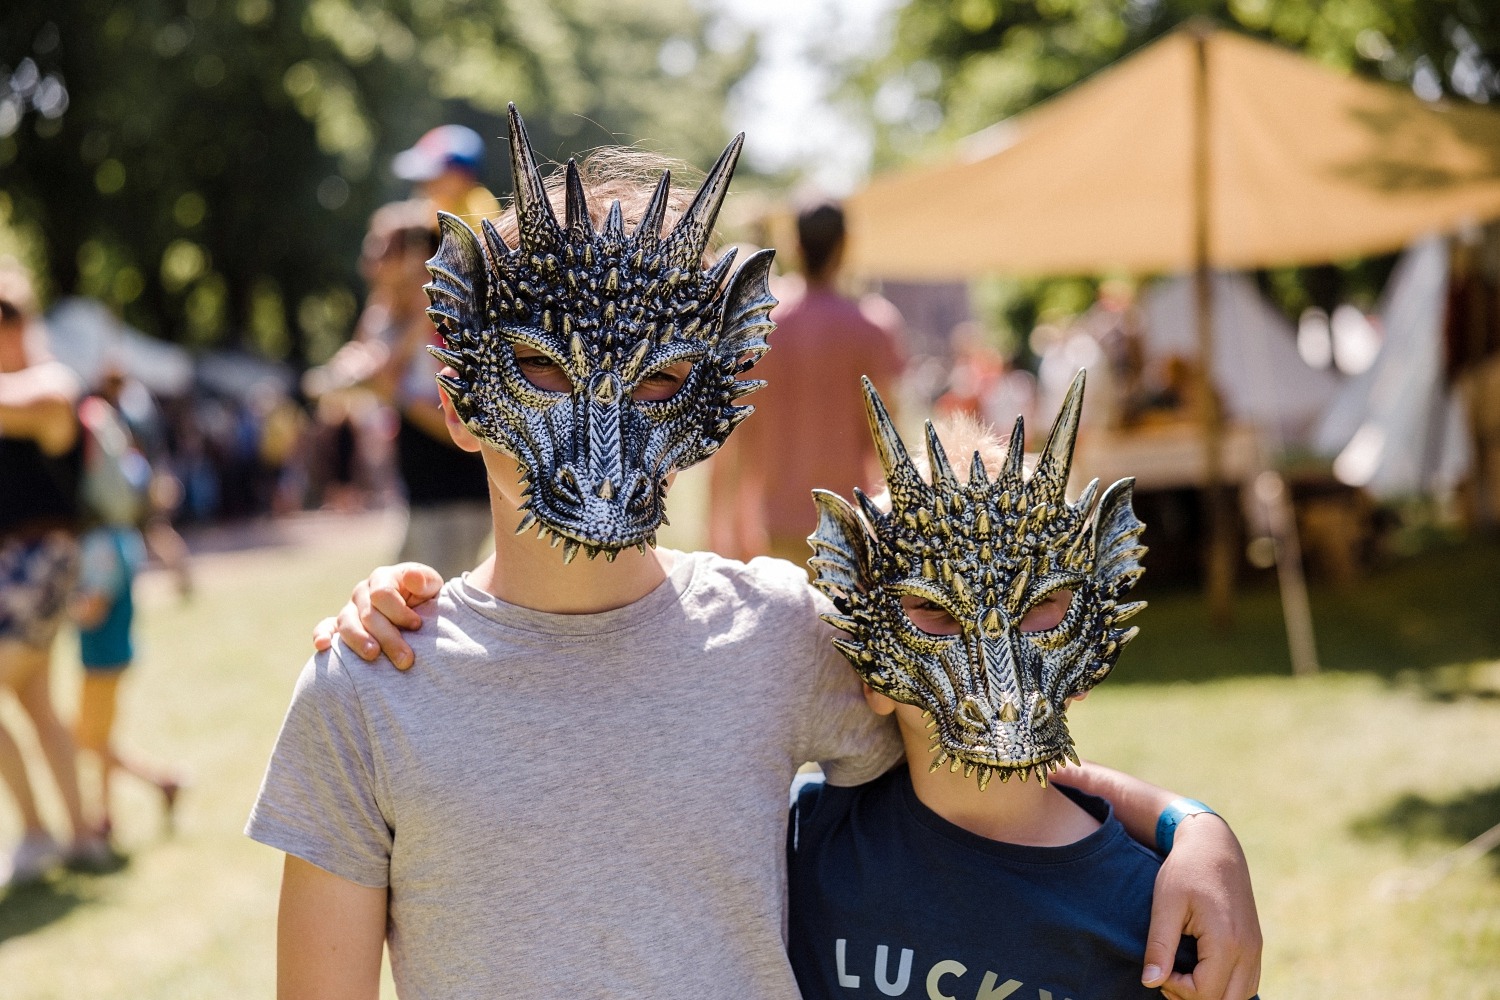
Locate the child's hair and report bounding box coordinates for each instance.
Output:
[912,411,1011,483]
[489,146,707,251]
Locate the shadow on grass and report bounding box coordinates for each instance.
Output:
[1114,535,1500,687]
[0,852,131,943]
[1352,784,1500,875]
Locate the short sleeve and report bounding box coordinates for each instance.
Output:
[77,530,123,596]
[786,578,903,786]
[246,649,393,888]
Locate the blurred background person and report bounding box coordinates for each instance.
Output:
[392,124,502,223]
[305,202,492,579]
[71,367,185,845]
[711,200,907,564]
[0,258,104,884]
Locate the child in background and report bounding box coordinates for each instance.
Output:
[73,380,184,843]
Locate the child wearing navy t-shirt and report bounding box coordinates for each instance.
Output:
[787,749,1197,1000]
[786,380,1250,1000]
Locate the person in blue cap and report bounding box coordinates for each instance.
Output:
[392,124,502,223]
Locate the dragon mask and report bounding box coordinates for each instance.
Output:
[423,105,777,561]
[808,372,1147,790]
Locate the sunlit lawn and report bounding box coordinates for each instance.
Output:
[0,492,1498,999]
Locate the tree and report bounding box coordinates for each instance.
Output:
[858,0,1499,167]
[0,0,748,363]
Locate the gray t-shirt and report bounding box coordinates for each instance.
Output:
[247,551,902,999]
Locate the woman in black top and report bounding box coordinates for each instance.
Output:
[0,259,105,885]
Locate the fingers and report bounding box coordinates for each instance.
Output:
[312,617,337,652]
[1142,880,1188,990]
[335,600,382,662]
[368,565,436,631]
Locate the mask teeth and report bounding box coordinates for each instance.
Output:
[515,511,538,535]
[563,541,581,564]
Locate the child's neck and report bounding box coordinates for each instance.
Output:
[900,729,1101,847]
[469,499,675,615]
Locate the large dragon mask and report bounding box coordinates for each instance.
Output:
[424,105,777,561]
[808,372,1147,790]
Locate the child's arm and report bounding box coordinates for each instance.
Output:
[277,855,386,1000]
[1059,761,1261,1000]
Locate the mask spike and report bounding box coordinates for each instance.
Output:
[859,377,922,494]
[634,171,672,246]
[479,217,510,260]
[563,541,580,564]
[604,200,625,239]
[1032,369,1086,501]
[969,449,988,487]
[505,104,561,250]
[664,132,744,267]
[925,422,959,488]
[564,159,593,236]
[1004,415,1026,482]
[703,246,739,291]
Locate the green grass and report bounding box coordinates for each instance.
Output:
[1,509,1498,999]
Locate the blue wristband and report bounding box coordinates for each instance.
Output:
[1155,797,1217,855]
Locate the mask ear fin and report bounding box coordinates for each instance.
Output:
[424,212,488,351]
[1092,477,1147,599]
[715,248,776,367]
[808,489,872,604]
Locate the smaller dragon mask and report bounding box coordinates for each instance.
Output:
[423,105,777,561]
[808,372,1147,790]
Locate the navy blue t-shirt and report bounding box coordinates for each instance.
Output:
[787,768,1195,1000]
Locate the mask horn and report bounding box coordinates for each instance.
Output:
[924,422,959,489]
[665,133,744,268]
[1003,415,1026,484]
[506,104,561,250]
[634,171,673,248]
[860,377,922,495]
[1031,369,1086,501]
[564,159,593,236]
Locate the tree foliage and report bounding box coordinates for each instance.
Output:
[0,0,749,362]
[860,0,1500,166]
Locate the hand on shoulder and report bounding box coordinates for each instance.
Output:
[311,562,444,670]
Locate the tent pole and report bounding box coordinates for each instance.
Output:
[1193,25,1237,627]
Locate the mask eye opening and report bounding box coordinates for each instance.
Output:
[896,591,963,637]
[1018,587,1076,634]
[510,344,574,395]
[631,359,696,403]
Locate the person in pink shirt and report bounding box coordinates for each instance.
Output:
[710,201,907,564]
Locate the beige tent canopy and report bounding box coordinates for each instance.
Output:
[841,24,1500,660]
[844,26,1500,280]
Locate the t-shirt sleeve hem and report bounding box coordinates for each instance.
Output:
[819,745,904,787]
[245,817,390,890]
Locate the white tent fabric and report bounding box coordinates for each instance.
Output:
[45,297,194,397]
[1314,237,1472,498]
[1142,273,1344,446]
